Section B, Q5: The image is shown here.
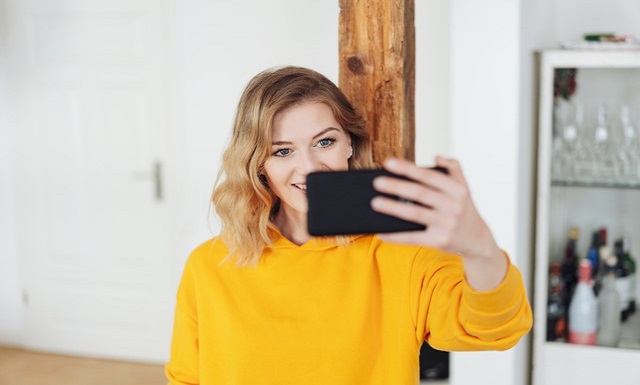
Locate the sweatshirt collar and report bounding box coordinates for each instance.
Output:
[269,228,367,251]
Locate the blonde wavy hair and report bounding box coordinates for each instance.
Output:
[212,66,375,266]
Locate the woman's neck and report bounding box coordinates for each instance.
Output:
[273,209,312,246]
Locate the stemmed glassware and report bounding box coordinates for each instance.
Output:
[616,104,640,182]
[552,100,640,187]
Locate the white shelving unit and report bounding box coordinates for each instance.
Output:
[533,49,640,385]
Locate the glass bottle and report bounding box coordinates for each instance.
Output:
[613,238,631,321]
[597,250,621,347]
[620,236,637,316]
[568,259,598,345]
[560,227,580,306]
[547,262,566,341]
[587,231,601,283]
[598,227,608,273]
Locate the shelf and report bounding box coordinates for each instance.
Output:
[536,340,640,385]
[620,309,640,350]
[551,180,640,190]
[547,310,640,350]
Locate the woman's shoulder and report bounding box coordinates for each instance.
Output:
[365,234,425,256]
[368,235,461,267]
[186,236,230,266]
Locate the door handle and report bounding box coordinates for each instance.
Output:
[132,161,163,201]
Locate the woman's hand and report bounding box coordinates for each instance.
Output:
[370,156,508,291]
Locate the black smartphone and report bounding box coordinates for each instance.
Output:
[306,166,448,236]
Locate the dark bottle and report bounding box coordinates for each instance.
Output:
[599,228,608,248]
[587,231,601,287]
[598,227,608,278]
[587,231,600,277]
[620,236,637,317]
[547,262,566,341]
[560,227,580,307]
[613,238,631,321]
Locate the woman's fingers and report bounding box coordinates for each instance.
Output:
[370,156,483,253]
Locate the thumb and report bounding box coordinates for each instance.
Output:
[435,155,467,186]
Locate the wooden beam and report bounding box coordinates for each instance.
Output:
[338,0,416,163]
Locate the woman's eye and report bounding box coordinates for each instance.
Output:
[273,148,291,157]
[317,138,336,148]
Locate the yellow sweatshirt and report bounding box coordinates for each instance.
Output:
[165,234,532,385]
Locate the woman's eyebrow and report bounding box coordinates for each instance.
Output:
[271,127,341,146]
[312,127,340,140]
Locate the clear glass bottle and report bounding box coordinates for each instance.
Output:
[597,249,621,347]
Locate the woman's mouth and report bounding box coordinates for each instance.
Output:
[293,183,307,191]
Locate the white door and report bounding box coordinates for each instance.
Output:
[7,0,174,363]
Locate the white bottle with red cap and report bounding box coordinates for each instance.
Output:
[568,259,598,345]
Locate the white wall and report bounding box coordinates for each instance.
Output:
[448,2,527,385]
[0,0,24,347]
[554,0,640,42]
[415,0,451,165]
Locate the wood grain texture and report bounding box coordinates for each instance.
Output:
[0,347,165,385]
[339,0,416,163]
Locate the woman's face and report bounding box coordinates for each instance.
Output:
[263,101,352,223]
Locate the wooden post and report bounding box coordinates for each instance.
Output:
[338,0,416,163]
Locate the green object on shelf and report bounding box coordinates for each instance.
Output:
[583,33,615,41]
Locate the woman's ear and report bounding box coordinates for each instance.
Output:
[258,166,268,185]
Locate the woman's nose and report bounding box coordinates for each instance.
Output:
[297,150,324,174]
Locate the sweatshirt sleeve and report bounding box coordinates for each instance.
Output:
[410,249,532,351]
[165,255,200,385]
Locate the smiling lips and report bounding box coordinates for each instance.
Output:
[293,183,307,191]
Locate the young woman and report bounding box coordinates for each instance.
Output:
[165,66,532,385]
